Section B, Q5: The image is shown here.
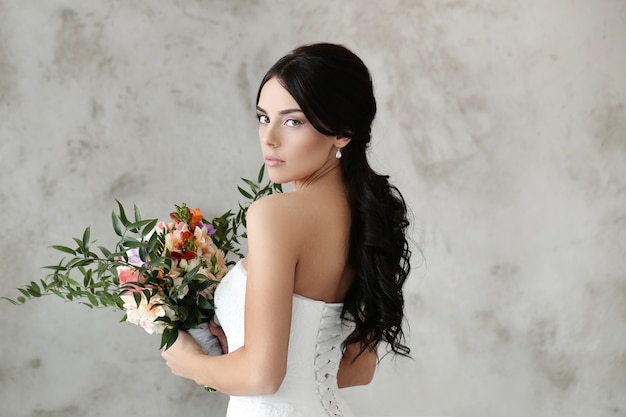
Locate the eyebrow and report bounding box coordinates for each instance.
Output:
[256,105,303,115]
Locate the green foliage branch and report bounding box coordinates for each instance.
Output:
[2,165,281,351]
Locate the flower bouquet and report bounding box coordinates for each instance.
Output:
[115,202,228,355]
[2,167,281,355]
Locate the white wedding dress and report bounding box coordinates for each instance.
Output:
[214,261,356,417]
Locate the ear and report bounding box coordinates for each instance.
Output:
[334,136,351,149]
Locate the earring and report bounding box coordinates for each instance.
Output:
[335,147,342,159]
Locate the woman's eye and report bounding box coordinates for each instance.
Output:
[284,119,302,127]
[257,114,269,124]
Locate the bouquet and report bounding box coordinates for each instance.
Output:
[2,167,281,354]
[115,203,228,353]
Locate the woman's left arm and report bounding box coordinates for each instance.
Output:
[337,341,377,388]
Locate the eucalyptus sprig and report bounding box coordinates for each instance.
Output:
[210,164,282,260]
[2,201,163,309]
[1,165,281,310]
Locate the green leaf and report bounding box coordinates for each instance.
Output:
[185,264,202,278]
[127,219,156,231]
[121,238,143,249]
[241,178,259,193]
[0,296,18,305]
[146,231,159,253]
[50,245,77,255]
[108,251,126,261]
[141,219,158,239]
[134,204,141,223]
[257,164,265,183]
[147,257,168,268]
[198,296,213,310]
[42,264,68,271]
[161,327,179,350]
[28,281,41,297]
[83,269,93,288]
[82,227,91,252]
[142,288,154,303]
[112,211,123,236]
[133,292,142,308]
[99,246,112,258]
[66,258,94,268]
[86,292,98,307]
[65,277,81,288]
[237,186,253,200]
[116,200,130,226]
[72,237,85,254]
[50,289,65,299]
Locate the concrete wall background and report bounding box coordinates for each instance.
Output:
[0,1,624,416]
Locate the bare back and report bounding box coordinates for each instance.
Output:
[243,182,353,304]
[291,185,353,303]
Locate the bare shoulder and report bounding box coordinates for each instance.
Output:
[245,193,309,254]
[246,192,308,228]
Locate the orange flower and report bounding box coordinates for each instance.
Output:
[189,208,203,229]
[170,230,196,261]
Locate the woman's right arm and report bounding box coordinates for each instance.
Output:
[162,195,301,395]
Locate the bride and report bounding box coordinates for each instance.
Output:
[162,43,412,416]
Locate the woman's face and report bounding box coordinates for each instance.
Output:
[256,77,346,187]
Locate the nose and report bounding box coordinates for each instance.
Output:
[259,121,279,148]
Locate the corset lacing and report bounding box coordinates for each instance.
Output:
[314,304,344,417]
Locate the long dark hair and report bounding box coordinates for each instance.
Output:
[257,43,412,358]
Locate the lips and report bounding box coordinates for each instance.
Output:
[264,155,285,167]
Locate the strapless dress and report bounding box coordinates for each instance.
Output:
[214,261,355,417]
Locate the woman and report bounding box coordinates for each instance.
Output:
[162,43,412,416]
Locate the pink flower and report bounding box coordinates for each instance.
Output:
[155,222,174,234]
[165,223,197,261]
[118,266,143,285]
[194,226,216,256]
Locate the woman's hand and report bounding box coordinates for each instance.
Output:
[209,320,229,353]
[161,330,205,381]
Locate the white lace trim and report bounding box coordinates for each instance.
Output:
[314,304,344,417]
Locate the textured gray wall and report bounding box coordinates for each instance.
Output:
[1,1,625,416]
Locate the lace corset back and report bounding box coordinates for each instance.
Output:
[214,261,355,417]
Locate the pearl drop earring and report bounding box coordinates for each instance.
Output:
[335,148,342,159]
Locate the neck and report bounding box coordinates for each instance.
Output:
[292,162,344,191]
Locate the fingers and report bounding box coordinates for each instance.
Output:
[209,320,228,354]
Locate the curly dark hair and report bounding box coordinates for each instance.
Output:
[257,43,412,358]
